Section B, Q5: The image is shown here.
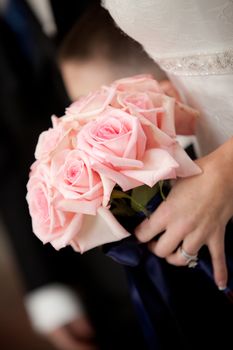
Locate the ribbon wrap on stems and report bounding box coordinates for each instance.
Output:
[103,188,233,349]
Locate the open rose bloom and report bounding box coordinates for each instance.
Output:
[26,75,201,253]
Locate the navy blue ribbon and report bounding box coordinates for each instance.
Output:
[104,190,233,348]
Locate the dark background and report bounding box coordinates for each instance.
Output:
[0,1,145,349]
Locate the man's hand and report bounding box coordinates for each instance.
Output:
[47,316,98,350]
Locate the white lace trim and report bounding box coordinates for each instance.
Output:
[156,49,233,76]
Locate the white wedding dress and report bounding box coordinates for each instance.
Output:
[103,0,233,156]
[102,3,233,347]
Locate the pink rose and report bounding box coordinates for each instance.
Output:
[112,87,177,150]
[136,110,201,178]
[26,161,83,249]
[51,149,103,215]
[113,74,162,94]
[27,160,130,252]
[112,90,177,139]
[35,116,79,162]
[112,91,160,126]
[77,107,179,204]
[65,86,116,124]
[111,76,200,176]
[113,76,199,137]
[77,107,146,165]
[27,74,202,253]
[111,75,177,138]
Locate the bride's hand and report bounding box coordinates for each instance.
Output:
[135,137,233,290]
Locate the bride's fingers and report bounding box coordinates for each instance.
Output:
[135,202,168,243]
[166,232,203,266]
[208,234,228,290]
[148,227,184,258]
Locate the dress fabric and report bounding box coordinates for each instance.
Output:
[102,1,233,349]
[103,0,233,156]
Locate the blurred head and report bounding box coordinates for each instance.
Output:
[58,2,165,101]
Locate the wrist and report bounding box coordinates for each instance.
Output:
[214,137,233,192]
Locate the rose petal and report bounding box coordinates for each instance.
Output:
[93,149,143,168]
[159,95,176,137]
[65,86,116,122]
[92,161,143,191]
[51,213,83,250]
[122,148,179,187]
[138,114,175,148]
[169,142,202,177]
[99,174,116,206]
[58,197,103,215]
[113,74,162,93]
[70,206,130,253]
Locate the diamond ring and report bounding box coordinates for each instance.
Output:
[180,246,198,268]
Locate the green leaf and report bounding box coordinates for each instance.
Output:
[110,181,167,219]
[111,189,149,217]
[131,183,160,210]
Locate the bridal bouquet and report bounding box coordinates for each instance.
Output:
[26,75,200,253]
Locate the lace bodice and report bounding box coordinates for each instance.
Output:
[103,0,233,156]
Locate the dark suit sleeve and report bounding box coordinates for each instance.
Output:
[0,9,82,293]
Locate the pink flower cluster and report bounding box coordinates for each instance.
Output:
[26,75,201,253]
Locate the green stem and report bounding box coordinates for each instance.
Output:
[159,181,166,201]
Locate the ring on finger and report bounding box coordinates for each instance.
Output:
[180,246,198,268]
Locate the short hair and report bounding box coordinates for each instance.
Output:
[58,1,164,78]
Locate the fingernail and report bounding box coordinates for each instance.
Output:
[218,282,227,291]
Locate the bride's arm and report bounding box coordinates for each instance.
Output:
[135,137,233,290]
